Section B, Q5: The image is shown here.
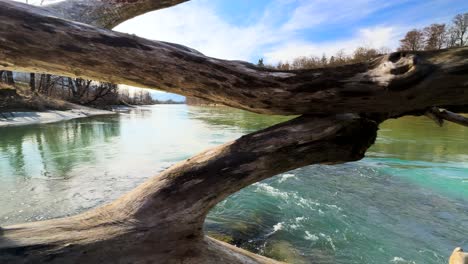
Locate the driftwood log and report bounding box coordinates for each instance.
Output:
[0,0,467,263]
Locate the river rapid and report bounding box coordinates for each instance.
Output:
[0,105,467,263]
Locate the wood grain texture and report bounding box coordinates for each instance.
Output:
[0,1,467,116]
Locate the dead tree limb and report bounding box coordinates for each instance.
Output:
[426,107,468,127]
[0,1,467,116]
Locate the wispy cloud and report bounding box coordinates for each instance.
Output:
[264,26,401,63]
[115,0,412,63]
[115,1,283,61]
[118,0,456,63]
[280,0,400,31]
[16,0,467,64]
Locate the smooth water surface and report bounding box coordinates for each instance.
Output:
[0,105,467,264]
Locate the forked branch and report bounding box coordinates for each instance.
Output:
[425,107,468,127]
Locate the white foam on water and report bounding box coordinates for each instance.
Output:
[291,193,320,208]
[254,183,289,199]
[319,233,336,251]
[266,222,284,237]
[304,231,319,241]
[325,204,342,211]
[273,222,283,232]
[278,173,296,183]
[295,216,305,222]
[390,257,416,263]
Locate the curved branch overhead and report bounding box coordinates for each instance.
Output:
[0,1,467,116]
[46,0,189,28]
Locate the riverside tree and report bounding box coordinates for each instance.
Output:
[452,13,468,46]
[0,1,467,263]
[423,24,446,50]
[398,12,468,51]
[399,29,425,51]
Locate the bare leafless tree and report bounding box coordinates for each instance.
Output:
[29,73,35,92]
[399,29,425,51]
[424,23,446,50]
[353,47,379,62]
[452,13,468,46]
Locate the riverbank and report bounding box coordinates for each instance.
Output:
[0,104,115,127]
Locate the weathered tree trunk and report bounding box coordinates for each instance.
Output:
[29,73,36,92]
[0,1,467,116]
[0,70,15,85]
[0,0,467,263]
[5,71,14,85]
[42,74,51,95]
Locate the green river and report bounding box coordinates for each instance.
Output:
[0,105,467,263]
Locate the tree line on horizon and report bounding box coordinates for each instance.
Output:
[399,13,467,51]
[259,12,467,70]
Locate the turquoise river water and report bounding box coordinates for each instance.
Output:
[0,105,467,263]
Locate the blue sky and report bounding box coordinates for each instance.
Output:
[115,0,468,64]
[18,0,467,63]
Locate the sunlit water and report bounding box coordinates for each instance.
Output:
[0,105,467,264]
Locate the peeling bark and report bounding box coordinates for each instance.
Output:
[0,1,467,116]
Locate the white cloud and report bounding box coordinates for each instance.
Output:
[256,26,401,63]
[114,0,409,64]
[19,0,458,65]
[281,0,392,31]
[115,1,283,61]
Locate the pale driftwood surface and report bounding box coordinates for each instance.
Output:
[449,247,468,264]
[0,1,467,116]
[0,0,467,263]
[47,0,189,28]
